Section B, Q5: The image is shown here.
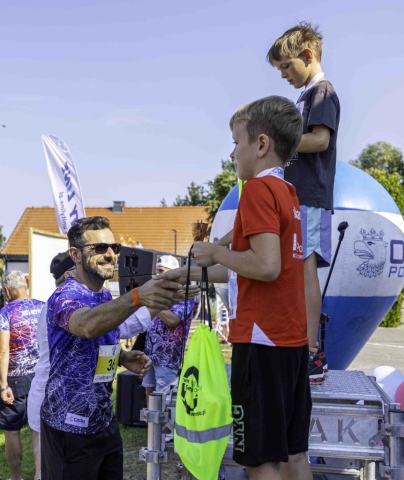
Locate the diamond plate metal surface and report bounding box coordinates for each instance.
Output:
[311,370,381,401]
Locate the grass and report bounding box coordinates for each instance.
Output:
[0,321,230,479]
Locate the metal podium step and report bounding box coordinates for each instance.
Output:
[142,370,404,480]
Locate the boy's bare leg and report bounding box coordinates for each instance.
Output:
[280,453,313,480]
[4,430,22,480]
[246,462,282,480]
[30,428,41,480]
[304,252,322,348]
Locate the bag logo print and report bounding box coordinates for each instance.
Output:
[181,366,205,416]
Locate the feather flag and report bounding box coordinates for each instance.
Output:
[42,135,86,234]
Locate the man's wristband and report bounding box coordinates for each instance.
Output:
[132,288,142,307]
[0,385,9,393]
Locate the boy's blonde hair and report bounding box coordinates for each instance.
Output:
[229,96,302,162]
[267,22,323,64]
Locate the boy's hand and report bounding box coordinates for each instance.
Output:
[193,241,217,267]
[154,267,188,284]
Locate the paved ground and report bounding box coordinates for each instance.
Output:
[347,324,404,374]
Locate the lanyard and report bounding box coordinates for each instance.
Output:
[256,166,284,180]
[296,72,325,103]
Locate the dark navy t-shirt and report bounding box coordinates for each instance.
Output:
[41,277,119,435]
[285,80,340,210]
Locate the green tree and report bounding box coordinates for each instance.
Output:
[174,181,208,206]
[174,160,237,220]
[365,169,404,213]
[350,141,404,180]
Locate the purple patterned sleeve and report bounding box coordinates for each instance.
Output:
[170,302,185,322]
[0,310,9,331]
[51,288,93,331]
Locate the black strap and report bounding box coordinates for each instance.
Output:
[201,266,212,330]
[178,245,194,375]
[178,246,213,375]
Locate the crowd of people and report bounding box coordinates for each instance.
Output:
[0,21,339,480]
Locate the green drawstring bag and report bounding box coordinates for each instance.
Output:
[174,323,232,480]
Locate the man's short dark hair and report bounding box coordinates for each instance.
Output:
[68,216,111,246]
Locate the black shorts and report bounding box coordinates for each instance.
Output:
[231,343,312,466]
[41,415,123,480]
[0,374,34,431]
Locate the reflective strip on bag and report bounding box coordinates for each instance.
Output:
[175,422,232,444]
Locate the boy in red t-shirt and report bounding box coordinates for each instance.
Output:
[161,96,312,479]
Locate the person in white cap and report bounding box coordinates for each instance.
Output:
[142,255,195,403]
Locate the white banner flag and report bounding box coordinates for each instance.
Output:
[42,135,86,234]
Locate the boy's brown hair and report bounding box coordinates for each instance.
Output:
[267,22,323,65]
[229,96,303,162]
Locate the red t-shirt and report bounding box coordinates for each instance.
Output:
[228,175,308,347]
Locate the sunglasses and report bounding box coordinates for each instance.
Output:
[72,243,122,254]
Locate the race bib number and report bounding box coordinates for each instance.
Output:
[93,344,121,383]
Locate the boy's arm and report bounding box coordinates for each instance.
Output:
[215,230,233,247]
[296,125,330,153]
[156,264,228,284]
[192,233,281,282]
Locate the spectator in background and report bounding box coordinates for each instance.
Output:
[27,252,76,480]
[0,271,43,480]
[143,255,195,402]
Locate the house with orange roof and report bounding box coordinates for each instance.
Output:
[1,201,209,275]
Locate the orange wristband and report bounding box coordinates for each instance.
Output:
[132,288,142,307]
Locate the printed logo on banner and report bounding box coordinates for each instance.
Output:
[354,228,387,278]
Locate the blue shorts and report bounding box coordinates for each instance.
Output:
[142,363,178,390]
[300,206,332,267]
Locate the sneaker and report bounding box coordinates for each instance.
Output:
[316,346,328,374]
[308,350,325,384]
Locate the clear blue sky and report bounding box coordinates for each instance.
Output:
[1,0,404,239]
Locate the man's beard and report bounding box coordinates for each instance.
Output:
[82,258,115,280]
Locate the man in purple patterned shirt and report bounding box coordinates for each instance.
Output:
[40,217,199,480]
[143,255,195,403]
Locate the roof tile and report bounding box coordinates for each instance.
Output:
[2,206,209,257]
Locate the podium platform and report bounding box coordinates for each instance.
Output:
[141,370,404,479]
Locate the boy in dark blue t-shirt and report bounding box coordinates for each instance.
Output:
[268,22,340,383]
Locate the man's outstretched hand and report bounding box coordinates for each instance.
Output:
[120,350,152,379]
[154,266,189,284]
[137,278,199,310]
